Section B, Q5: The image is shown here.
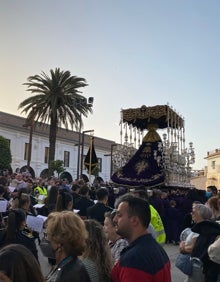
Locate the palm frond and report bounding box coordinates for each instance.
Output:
[19,68,92,167]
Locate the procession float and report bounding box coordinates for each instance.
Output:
[111,104,195,189]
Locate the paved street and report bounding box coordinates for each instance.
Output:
[164,243,187,282]
[38,241,187,282]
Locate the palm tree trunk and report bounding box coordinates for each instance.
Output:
[48,116,58,177]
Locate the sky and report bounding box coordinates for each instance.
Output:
[1,0,220,170]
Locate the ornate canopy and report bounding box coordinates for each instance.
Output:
[122,105,184,130]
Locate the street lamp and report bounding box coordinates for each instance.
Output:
[76,97,94,179]
[80,129,94,177]
[22,108,36,171]
[104,143,118,178]
[22,123,33,170]
[110,143,118,177]
[76,117,82,180]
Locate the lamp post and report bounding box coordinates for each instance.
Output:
[22,108,36,171]
[27,125,33,170]
[76,97,94,180]
[110,143,118,176]
[76,115,82,180]
[80,129,94,176]
[22,123,33,170]
[104,143,118,179]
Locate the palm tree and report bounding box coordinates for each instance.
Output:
[19,67,92,176]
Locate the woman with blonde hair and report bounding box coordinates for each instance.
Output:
[45,211,90,282]
[208,194,220,221]
[82,219,112,282]
[12,188,38,216]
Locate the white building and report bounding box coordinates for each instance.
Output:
[0,111,115,182]
[205,149,220,189]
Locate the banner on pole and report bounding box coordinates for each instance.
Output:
[84,137,98,174]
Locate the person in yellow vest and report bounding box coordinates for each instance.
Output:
[131,189,166,245]
[150,203,166,244]
[34,178,48,203]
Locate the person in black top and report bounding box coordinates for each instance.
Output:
[45,185,59,215]
[71,183,81,206]
[0,208,38,261]
[74,185,94,219]
[87,187,113,225]
[55,190,73,212]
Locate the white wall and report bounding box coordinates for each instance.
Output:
[0,126,111,181]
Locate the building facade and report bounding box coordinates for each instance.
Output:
[190,169,207,190]
[205,149,220,189]
[0,111,115,182]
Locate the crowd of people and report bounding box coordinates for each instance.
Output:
[0,170,219,281]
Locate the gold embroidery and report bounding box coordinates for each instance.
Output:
[135,161,149,175]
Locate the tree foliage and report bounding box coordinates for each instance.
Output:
[50,160,65,176]
[0,136,12,171]
[91,165,99,177]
